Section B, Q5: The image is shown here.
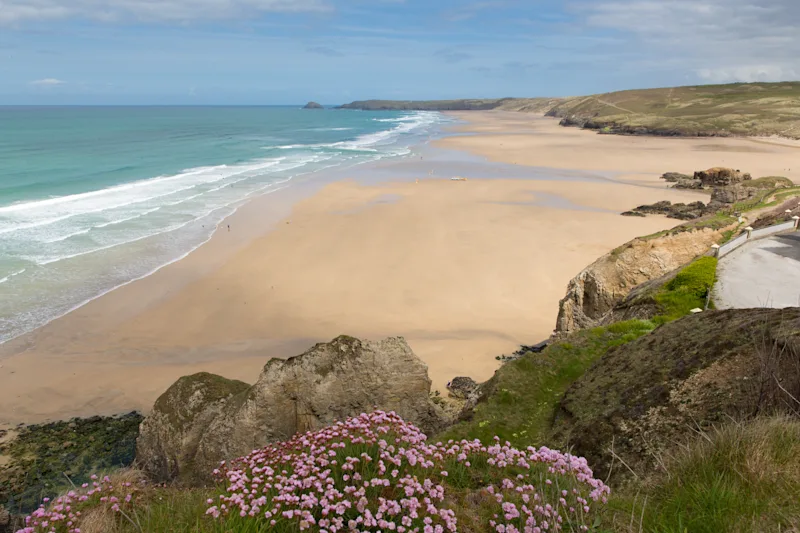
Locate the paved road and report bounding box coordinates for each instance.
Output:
[715,233,800,309]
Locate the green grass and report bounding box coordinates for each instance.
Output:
[654,256,717,322]
[437,319,658,448]
[746,176,794,189]
[547,82,800,138]
[603,417,800,533]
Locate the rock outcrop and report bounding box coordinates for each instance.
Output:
[552,308,800,482]
[554,227,733,334]
[694,167,752,187]
[710,185,759,204]
[303,101,323,109]
[621,200,712,220]
[137,336,447,484]
[662,167,754,199]
[660,172,692,183]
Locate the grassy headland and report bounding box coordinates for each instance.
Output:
[340,82,800,138]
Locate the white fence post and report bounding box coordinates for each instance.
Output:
[745,226,754,238]
[794,216,800,230]
[711,244,720,258]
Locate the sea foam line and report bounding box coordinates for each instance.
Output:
[0,268,26,284]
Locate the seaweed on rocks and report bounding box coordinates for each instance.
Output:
[0,412,143,515]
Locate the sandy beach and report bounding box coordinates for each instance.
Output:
[3,112,799,426]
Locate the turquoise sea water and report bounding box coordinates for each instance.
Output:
[0,106,448,343]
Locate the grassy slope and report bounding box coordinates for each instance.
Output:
[439,256,717,448]
[605,417,800,533]
[547,82,800,138]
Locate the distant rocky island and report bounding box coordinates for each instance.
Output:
[303,101,323,109]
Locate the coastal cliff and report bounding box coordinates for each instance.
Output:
[554,224,734,334]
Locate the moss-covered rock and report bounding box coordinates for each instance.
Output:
[552,308,800,484]
[136,373,249,485]
[0,412,142,515]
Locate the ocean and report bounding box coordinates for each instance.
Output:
[0,106,449,344]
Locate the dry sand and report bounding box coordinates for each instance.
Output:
[3,111,798,426]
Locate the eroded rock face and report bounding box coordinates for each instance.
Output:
[137,336,447,485]
[694,167,751,187]
[552,308,800,482]
[711,185,759,204]
[555,227,733,334]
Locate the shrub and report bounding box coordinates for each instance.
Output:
[665,256,717,298]
[654,256,718,321]
[209,411,610,533]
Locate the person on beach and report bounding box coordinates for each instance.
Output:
[227,224,230,232]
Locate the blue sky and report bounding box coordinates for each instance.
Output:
[1,0,799,104]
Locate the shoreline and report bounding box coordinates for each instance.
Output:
[4,111,800,427]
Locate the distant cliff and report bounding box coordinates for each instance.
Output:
[337,98,562,112]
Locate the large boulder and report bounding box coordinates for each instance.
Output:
[135,373,249,484]
[137,336,447,484]
[552,308,800,483]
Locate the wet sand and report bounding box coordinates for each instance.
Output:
[5,111,796,426]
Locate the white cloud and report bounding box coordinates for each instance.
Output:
[696,65,800,84]
[0,0,330,24]
[573,0,800,84]
[30,78,66,85]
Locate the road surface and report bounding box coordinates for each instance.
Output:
[715,233,800,309]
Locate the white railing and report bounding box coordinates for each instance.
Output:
[718,233,748,257]
[714,216,800,258]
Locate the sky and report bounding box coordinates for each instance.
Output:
[1,0,799,104]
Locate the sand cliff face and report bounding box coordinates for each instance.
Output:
[555,227,733,334]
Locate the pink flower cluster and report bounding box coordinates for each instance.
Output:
[210,411,609,532]
[15,475,141,533]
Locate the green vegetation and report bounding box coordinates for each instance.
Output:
[0,412,142,514]
[605,417,800,532]
[439,319,657,448]
[440,254,719,453]
[548,82,800,138]
[654,256,717,321]
[746,176,794,189]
